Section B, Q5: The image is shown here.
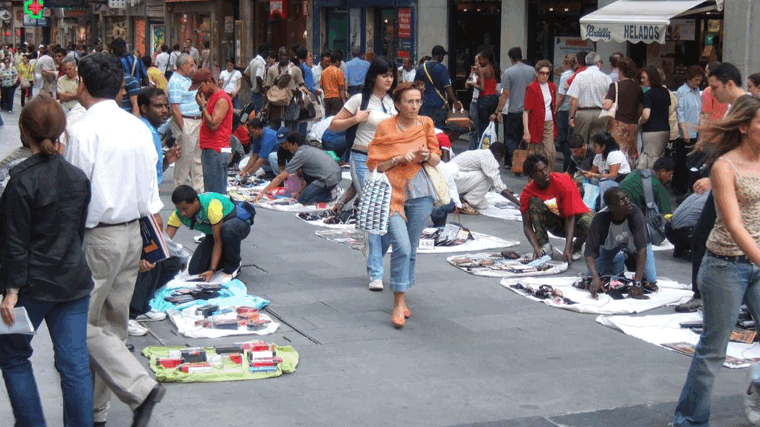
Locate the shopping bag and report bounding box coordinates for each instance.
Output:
[422,163,451,207]
[478,121,498,150]
[511,140,529,174]
[355,169,392,236]
[582,181,600,211]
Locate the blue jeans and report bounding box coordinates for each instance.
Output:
[431,200,456,227]
[503,112,524,165]
[673,254,760,426]
[266,151,279,174]
[384,196,434,292]
[468,99,480,150]
[350,151,385,281]
[252,92,264,113]
[0,294,93,427]
[189,217,251,274]
[322,130,347,157]
[201,148,231,194]
[557,109,571,172]
[297,182,335,204]
[593,243,657,283]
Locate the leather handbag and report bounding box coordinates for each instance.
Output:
[298,92,318,120]
[422,163,451,207]
[511,140,529,175]
[599,82,618,119]
[446,107,473,129]
[267,70,293,107]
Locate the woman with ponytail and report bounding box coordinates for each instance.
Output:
[0,94,95,426]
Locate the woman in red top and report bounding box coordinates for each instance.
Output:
[475,51,500,144]
[523,60,557,170]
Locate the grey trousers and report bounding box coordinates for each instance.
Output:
[172,117,204,193]
[85,223,157,422]
[573,109,609,146]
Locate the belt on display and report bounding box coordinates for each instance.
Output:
[707,250,751,264]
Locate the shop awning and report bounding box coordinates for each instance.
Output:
[580,0,718,44]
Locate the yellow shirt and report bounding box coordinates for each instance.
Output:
[148,66,168,93]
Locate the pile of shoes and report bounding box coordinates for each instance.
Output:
[572,275,658,300]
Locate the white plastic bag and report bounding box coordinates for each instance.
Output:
[479,121,498,150]
[356,169,392,236]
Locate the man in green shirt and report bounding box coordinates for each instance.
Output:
[166,185,255,281]
[619,157,674,215]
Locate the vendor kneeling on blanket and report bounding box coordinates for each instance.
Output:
[584,187,657,297]
[167,185,255,281]
[521,154,594,264]
[254,133,342,204]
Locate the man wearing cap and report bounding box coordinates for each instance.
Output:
[191,68,234,195]
[168,53,204,193]
[414,45,463,128]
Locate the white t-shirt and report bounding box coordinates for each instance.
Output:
[219,69,242,95]
[155,52,170,73]
[593,150,631,175]
[540,82,552,118]
[398,66,416,83]
[342,93,397,150]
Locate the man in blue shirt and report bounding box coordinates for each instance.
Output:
[296,47,314,92]
[238,118,281,179]
[111,37,147,85]
[414,45,462,128]
[137,87,180,185]
[121,73,142,117]
[343,48,370,96]
[167,53,204,192]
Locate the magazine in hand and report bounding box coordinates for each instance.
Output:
[140,215,169,264]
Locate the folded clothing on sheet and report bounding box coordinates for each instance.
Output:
[142,341,299,382]
[448,252,568,278]
[596,312,760,368]
[501,276,692,315]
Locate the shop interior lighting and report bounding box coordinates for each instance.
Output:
[463,8,467,11]
[477,8,481,11]
[549,7,554,11]
[564,8,569,12]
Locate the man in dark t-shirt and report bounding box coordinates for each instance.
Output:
[565,134,594,177]
[414,45,462,128]
[585,187,656,295]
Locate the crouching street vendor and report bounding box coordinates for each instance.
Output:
[166,185,255,281]
[584,187,657,296]
[520,154,594,264]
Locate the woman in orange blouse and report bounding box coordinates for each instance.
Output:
[367,82,441,328]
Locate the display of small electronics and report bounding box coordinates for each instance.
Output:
[210,318,239,330]
[156,342,282,376]
[181,349,207,363]
[196,304,219,318]
[247,319,271,330]
[180,362,212,374]
[165,294,195,304]
[198,283,224,291]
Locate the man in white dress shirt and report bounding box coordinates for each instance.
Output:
[64,53,166,427]
[567,52,612,148]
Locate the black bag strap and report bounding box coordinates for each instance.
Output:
[344,93,373,160]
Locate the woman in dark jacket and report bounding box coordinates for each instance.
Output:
[0,94,94,427]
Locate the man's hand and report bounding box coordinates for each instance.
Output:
[165,145,181,164]
[588,277,603,299]
[533,246,544,261]
[237,170,248,180]
[403,150,417,164]
[253,192,265,203]
[0,293,18,325]
[139,259,156,273]
[693,177,711,194]
[569,117,576,128]
[453,101,464,111]
[195,91,207,109]
[199,270,214,282]
[354,109,370,123]
[563,246,574,265]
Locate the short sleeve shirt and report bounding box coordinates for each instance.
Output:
[642,86,671,132]
[253,127,280,159]
[120,74,141,112]
[320,65,345,99]
[585,207,649,259]
[593,150,631,176]
[219,69,242,94]
[167,72,201,116]
[619,170,672,215]
[501,62,536,113]
[414,61,451,110]
[285,145,342,188]
[605,80,643,125]
[300,63,314,92]
[557,69,573,111]
[519,172,589,217]
[342,93,397,150]
[56,75,79,111]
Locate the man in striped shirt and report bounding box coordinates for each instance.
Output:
[168,53,204,193]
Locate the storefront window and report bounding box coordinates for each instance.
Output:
[450,1,501,104]
[178,13,210,51]
[527,1,597,65]
[378,9,395,60]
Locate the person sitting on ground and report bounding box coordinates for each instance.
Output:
[520,154,594,264]
[565,134,594,180]
[237,118,281,180]
[619,156,674,216]
[666,191,709,262]
[254,133,342,205]
[451,141,520,214]
[583,132,632,209]
[585,187,657,297]
[166,185,254,281]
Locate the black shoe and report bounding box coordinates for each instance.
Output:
[95,422,106,427]
[132,384,166,427]
[675,296,702,313]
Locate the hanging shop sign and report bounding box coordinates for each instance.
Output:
[302,0,309,17]
[398,8,411,39]
[270,0,286,20]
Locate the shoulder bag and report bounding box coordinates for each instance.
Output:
[511,140,529,175]
[266,65,294,107]
[599,82,618,119]
[343,93,372,160]
[641,170,667,245]
[422,163,451,207]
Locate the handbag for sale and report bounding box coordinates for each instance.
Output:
[511,140,529,175]
[422,162,451,207]
[355,169,392,236]
[446,107,473,129]
[599,82,618,119]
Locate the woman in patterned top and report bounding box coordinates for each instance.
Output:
[0,56,19,113]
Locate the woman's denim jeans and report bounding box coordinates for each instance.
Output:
[673,254,760,426]
[350,151,384,281]
[385,196,434,292]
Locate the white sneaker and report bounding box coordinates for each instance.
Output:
[746,380,760,424]
[368,279,383,291]
[128,319,149,337]
[135,310,166,322]
[193,233,205,243]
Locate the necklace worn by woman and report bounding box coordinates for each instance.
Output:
[396,116,420,132]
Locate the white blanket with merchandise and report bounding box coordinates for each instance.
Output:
[500,276,692,314]
[315,228,519,254]
[479,192,522,221]
[596,312,760,368]
[448,253,568,278]
[167,307,279,339]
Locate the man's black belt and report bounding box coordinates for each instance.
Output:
[577,107,602,110]
[95,219,138,229]
[707,250,751,264]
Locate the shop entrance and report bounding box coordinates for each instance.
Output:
[326,9,348,53]
[527,0,598,66]
[449,1,501,106]
[376,9,396,61]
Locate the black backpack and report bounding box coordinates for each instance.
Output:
[343,93,371,161]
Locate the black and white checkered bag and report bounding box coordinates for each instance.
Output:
[355,169,391,236]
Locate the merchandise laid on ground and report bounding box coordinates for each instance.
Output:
[315,225,519,254]
[447,252,569,277]
[142,341,299,382]
[501,276,692,315]
[229,185,335,213]
[597,311,760,369]
[297,211,356,229]
[479,192,523,221]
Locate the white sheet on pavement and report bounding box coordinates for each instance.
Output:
[315,228,519,254]
[479,192,522,221]
[500,276,692,314]
[448,253,569,278]
[596,312,760,368]
[167,308,280,339]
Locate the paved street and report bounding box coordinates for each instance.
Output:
[0,95,754,427]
